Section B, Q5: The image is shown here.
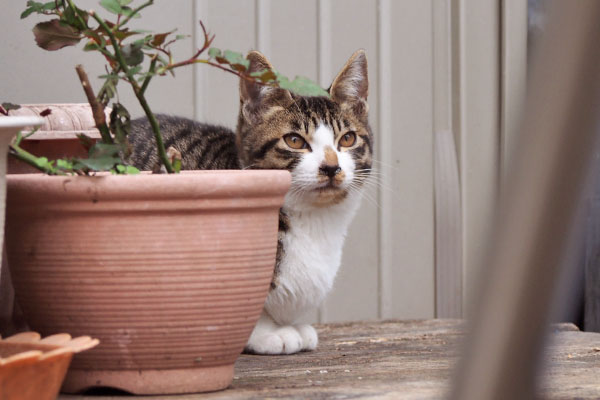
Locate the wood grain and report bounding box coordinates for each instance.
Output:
[58,320,600,399]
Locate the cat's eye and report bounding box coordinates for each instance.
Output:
[339,132,357,148]
[284,133,309,150]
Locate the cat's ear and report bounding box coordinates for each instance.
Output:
[329,49,369,116]
[240,51,293,123]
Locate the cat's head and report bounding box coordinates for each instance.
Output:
[236,50,372,209]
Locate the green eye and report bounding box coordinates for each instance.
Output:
[284,133,308,150]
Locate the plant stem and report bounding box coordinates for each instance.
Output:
[66,0,88,29]
[140,56,157,95]
[116,0,154,29]
[90,9,174,173]
[9,145,61,175]
[134,89,173,172]
[75,64,113,144]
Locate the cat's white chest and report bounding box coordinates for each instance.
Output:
[264,194,361,325]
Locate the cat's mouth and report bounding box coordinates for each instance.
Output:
[310,183,348,206]
[313,181,344,192]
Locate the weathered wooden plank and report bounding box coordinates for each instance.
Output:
[585,196,600,332]
[58,320,600,400]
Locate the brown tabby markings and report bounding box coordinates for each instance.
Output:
[128,115,240,171]
[236,95,373,177]
[128,50,373,292]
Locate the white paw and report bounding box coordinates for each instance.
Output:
[296,324,318,351]
[246,326,303,355]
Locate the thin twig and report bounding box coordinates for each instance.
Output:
[66,0,88,29]
[140,55,157,95]
[116,0,154,29]
[90,9,174,173]
[9,145,62,175]
[75,64,113,144]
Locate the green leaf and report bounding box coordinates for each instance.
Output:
[61,5,88,30]
[77,156,120,171]
[128,65,142,75]
[122,42,144,66]
[173,158,181,173]
[119,6,141,18]
[113,164,139,174]
[42,1,56,10]
[32,19,82,51]
[275,73,329,97]
[76,133,96,152]
[1,103,21,112]
[20,1,54,19]
[124,165,139,174]
[89,143,122,158]
[34,156,50,169]
[119,0,134,5]
[223,50,249,71]
[109,103,131,156]
[83,41,101,51]
[20,8,37,19]
[112,28,142,40]
[56,159,74,171]
[99,0,122,14]
[208,47,221,58]
[250,69,277,83]
[97,74,119,105]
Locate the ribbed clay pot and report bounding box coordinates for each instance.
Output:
[7,104,103,174]
[5,170,290,394]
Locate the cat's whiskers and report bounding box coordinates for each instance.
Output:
[371,159,403,172]
[346,181,382,210]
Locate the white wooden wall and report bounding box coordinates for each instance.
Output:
[0,1,528,323]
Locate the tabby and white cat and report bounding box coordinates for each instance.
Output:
[129,50,373,354]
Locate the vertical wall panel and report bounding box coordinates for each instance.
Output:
[320,0,380,323]
[500,0,528,180]
[453,0,501,313]
[382,0,436,318]
[195,1,256,127]
[2,0,516,325]
[265,0,318,80]
[1,1,195,118]
[433,0,463,318]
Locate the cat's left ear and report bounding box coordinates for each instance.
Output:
[329,49,369,117]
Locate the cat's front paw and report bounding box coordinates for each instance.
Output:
[296,324,318,351]
[246,326,303,355]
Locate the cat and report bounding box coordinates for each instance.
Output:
[128,49,373,354]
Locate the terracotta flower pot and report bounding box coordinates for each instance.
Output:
[7,104,103,174]
[0,332,99,400]
[5,170,290,394]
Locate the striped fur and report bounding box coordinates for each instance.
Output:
[127,50,373,355]
[128,114,240,170]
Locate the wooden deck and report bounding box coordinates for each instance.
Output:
[59,320,600,399]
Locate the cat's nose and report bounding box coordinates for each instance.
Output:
[319,164,341,178]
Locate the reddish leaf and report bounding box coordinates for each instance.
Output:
[33,19,82,51]
[39,108,52,117]
[151,31,173,47]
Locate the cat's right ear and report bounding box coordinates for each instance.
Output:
[329,49,369,118]
[240,51,293,124]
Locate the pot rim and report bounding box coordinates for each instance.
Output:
[7,170,291,203]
